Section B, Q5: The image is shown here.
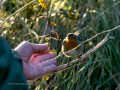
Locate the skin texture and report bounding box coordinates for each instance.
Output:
[14,41,57,80]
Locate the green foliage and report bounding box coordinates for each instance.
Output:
[0,0,120,90]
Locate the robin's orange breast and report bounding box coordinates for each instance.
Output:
[65,39,80,51]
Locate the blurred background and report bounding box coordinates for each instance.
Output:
[0,0,120,90]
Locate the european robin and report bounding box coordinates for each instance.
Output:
[62,33,84,65]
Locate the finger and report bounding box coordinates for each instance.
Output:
[33,48,50,57]
[35,53,56,62]
[41,59,57,66]
[42,64,57,75]
[30,43,48,54]
[44,47,50,53]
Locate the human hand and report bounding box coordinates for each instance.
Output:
[14,41,57,80]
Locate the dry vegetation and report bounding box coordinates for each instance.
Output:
[0,0,120,90]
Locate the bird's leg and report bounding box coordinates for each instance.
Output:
[77,55,80,59]
[67,57,69,66]
[78,55,82,68]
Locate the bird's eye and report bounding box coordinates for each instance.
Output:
[68,37,73,39]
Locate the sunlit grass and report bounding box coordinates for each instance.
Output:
[0,0,120,90]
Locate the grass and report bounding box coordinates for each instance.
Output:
[0,0,120,90]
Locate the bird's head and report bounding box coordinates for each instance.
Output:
[66,33,78,42]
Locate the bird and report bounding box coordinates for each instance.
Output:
[62,33,84,65]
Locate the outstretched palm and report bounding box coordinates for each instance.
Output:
[15,41,57,80]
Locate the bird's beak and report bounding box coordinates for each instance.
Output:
[66,37,69,42]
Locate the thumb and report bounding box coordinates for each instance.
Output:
[30,43,49,54]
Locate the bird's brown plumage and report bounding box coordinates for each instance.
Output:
[64,36,80,51]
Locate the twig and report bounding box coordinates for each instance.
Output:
[27,33,114,83]
[75,24,120,37]
[27,34,49,42]
[0,0,35,29]
[27,34,61,42]
[46,0,54,49]
[54,25,119,61]
[40,0,54,44]
[0,0,7,6]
